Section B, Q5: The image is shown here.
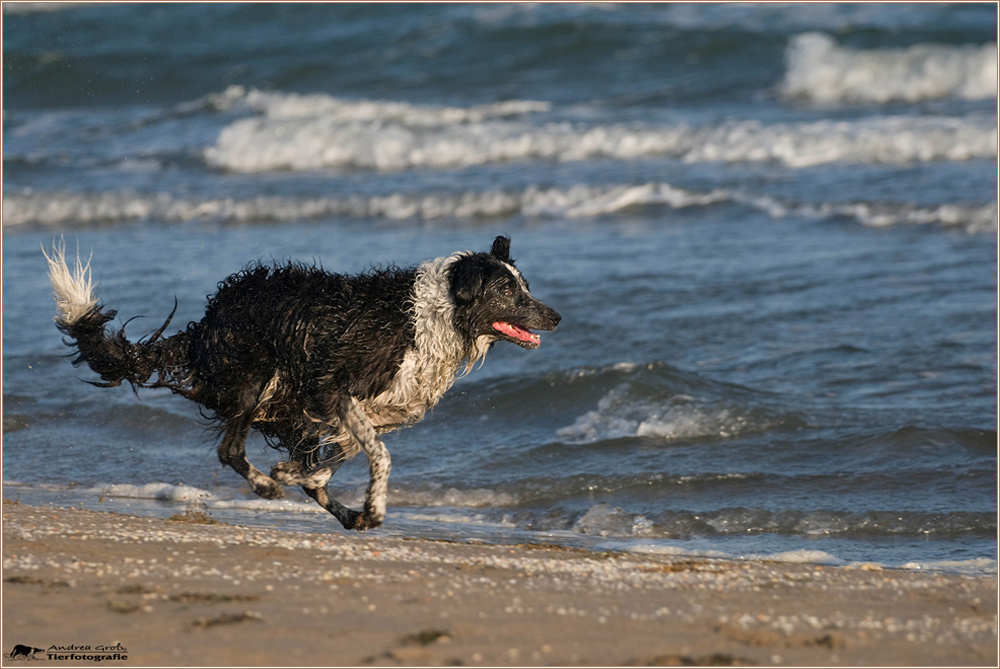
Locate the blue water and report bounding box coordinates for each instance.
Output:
[3,3,996,574]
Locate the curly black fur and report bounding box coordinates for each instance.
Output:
[184,262,418,457]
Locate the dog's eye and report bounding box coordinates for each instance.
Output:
[503,288,514,298]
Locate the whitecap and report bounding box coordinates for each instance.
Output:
[781,32,997,104]
[201,88,997,172]
[5,184,995,234]
[556,385,775,444]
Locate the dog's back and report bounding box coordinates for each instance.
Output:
[185,262,418,425]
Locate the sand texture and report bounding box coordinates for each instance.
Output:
[2,501,996,666]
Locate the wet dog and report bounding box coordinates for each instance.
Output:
[45,236,559,530]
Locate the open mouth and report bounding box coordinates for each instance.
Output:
[493,321,541,348]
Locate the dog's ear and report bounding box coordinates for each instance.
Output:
[450,258,483,305]
[490,235,511,263]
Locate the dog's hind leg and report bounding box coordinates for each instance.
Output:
[272,439,366,530]
[339,397,391,531]
[217,414,284,500]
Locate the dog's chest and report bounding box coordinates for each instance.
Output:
[360,347,461,432]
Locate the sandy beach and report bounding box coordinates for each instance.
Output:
[1,500,996,666]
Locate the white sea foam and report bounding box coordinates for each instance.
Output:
[5,185,995,234]
[208,497,325,513]
[572,503,654,538]
[556,385,773,444]
[759,549,846,565]
[734,195,999,234]
[782,33,998,104]
[185,85,552,124]
[202,88,996,172]
[606,544,995,575]
[901,558,998,576]
[90,482,215,503]
[616,542,730,559]
[395,511,516,528]
[0,184,725,227]
[86,480,520,511]
[390,486,519,508]
[87,481,331,513]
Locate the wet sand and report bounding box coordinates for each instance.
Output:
[2,500,996,666]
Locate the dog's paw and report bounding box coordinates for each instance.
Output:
[249,475,285,500]
[353,511,384,531]
[270,461,304,486]
[334,508,363,530]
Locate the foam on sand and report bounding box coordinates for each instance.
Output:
[91,482,214,503]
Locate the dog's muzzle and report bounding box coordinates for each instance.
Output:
[493,301,561,349]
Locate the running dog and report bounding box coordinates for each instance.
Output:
[45,236,560,530]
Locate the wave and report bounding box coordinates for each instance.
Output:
[2,3,94,14]
[201,88,996,172]
[556,385,799,444]
[46,480,1000,540]
[900,558,998,576]
[781,33,998,104]
[600,542,996,575]
[184,85,552,124]
[5,183,994,233]
[92,482,214,503]
[552,361,800,445]
[571,503,997,540]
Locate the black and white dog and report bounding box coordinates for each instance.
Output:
[45,236,559,530]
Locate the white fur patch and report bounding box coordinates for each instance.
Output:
[270,461,334,488]
[361,253,494,432]
[343,397,391,526]
[501,260,529,292]
[42,239,98,326]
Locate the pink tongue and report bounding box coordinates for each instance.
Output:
[493,321,540,344]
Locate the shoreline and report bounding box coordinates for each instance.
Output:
[2,500,996,666]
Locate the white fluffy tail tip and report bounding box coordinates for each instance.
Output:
[42,239,98,326]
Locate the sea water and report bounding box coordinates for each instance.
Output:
[2,3,996,575]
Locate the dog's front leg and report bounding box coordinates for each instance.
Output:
[340,396,391,530]
[302,483,362,530]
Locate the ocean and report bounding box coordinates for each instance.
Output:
[2,3,996,575]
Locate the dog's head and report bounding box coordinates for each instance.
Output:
[449,236,561,350]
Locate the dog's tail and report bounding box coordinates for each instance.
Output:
[43,240,192,394]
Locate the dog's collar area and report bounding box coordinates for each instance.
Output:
[493,320,541,347]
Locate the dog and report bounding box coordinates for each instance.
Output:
[45,236,560,530]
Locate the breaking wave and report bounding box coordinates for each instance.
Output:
[5,183,995,233]
[201,88,996,172]
[781,32,998,104]
[556,384,802,445]
[185,85,552,124]
[553,360,807,445]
